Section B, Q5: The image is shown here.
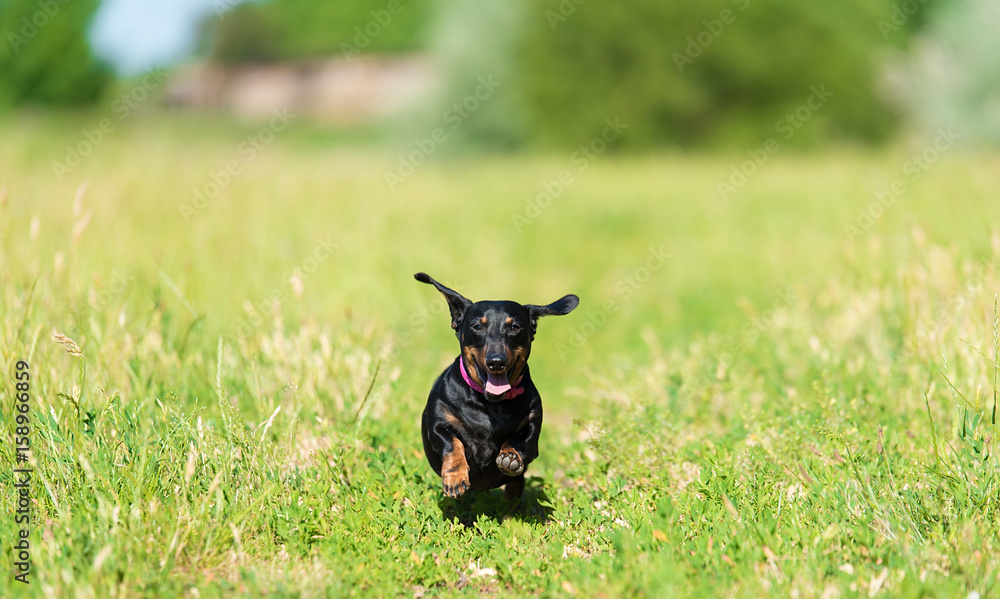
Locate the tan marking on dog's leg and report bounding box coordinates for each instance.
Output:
[496,441,524,476]
[442,437,470,497]
[442,409,462,429]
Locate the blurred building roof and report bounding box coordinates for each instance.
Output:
[164,54,438,123]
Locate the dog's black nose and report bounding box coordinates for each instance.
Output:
[485,355,507,372]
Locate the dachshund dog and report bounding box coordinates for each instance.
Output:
[414,273,578,499]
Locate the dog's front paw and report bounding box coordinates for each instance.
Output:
[442,468,470,498]
[496,446,524,476]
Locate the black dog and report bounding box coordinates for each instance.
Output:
[414,273,579,499]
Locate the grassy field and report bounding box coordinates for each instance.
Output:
[2,114,1000,597]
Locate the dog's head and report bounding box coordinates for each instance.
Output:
[415,273,579,401]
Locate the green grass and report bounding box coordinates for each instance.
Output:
[2,115,1000,597]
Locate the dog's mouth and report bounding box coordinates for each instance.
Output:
[462,351,524,401]
[484,370,512,397]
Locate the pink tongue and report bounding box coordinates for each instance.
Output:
[485,371,511,395]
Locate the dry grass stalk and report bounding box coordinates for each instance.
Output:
[53,332,83,357]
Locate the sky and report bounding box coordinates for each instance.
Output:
[90,0,235,74]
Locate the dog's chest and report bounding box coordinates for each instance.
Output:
[466,399,527,434]
[463,401,531,463]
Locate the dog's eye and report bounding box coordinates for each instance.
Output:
[471,323,483,332]
[509,324,521,334]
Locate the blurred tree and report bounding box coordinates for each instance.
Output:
[897,0,1000,145]
[423,0,527,150]
[203,0,431,62]
[206,3,280,63]
[512,0,904,148]
[0,0,111,106]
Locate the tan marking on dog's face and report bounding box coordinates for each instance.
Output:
[507,343,530,385]
[480,316,488,325]
[462,347,485,387]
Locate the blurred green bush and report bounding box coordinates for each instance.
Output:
[511,0,904,149]
[896,0,1000,145]
[202,0,431,62]
[0,0,111,106]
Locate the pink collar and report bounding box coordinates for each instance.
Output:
[459,357,524,400]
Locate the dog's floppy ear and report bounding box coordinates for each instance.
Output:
[414,273,473,329]
[525,294,579,334]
